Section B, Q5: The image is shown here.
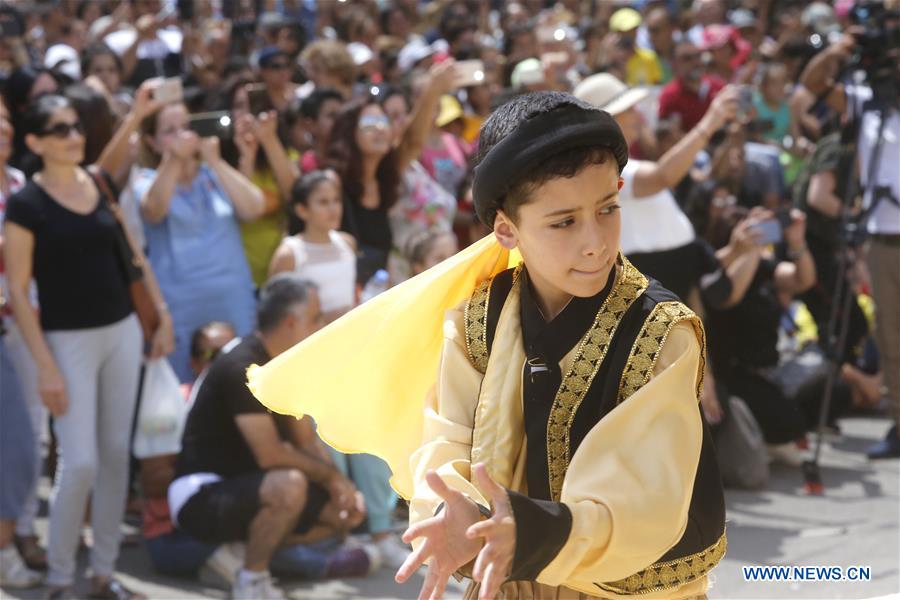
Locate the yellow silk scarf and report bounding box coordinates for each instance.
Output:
[247,235,515,499]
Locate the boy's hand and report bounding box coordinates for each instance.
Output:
[395,470,483,599]
[467,463,516,600]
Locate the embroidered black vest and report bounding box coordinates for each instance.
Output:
[462,257,726,596]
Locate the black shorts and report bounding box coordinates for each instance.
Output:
[177,470,330,544]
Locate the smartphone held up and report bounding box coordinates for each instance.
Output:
[189,111,233,139]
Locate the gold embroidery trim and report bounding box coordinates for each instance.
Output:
[595,531,727,595]
[616,301,707,406]
[464,267,522,374]
[464,278,492,374]
[546,256,648,501]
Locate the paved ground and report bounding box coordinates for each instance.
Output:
[3,416,898,600]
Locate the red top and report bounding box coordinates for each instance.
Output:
[658,76,725,132]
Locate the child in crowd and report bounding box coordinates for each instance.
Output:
[405,228,459,277]
[269,170,356,324]
[752,62,791,146]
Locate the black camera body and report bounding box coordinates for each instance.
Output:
[849,0,900,100]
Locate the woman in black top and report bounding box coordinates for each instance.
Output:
[326,96,401,285]
[2,92,172,600]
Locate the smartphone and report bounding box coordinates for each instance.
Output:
[245,84,271,116]
[189,111,233,138]
[453,59,485,88]
[752,219,782,245]
[737,85,753,120]
[154,77,183,104]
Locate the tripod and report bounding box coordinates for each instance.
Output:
[802,91,897,494]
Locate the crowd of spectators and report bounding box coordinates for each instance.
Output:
[1,0,897,598]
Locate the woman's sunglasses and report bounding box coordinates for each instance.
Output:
[358,115,390,132]
[40,121,84,139]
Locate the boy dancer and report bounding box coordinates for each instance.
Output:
[249,92,725,599]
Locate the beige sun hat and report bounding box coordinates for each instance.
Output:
[573,73,648,116]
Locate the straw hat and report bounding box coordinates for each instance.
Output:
[573,73,647,116]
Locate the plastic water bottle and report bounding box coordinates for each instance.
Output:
[360,269,390,303]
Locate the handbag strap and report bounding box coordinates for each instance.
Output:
[87,166,146,274]
[87,165,126,222]
[87,165,116,203]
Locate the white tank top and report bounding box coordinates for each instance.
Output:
[282,231,356,312]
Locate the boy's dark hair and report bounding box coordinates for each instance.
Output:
[474,92,618,224]
[257,274,317,333]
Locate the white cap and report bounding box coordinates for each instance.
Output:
[573,73,648,116]
[510,58,545,88]
[347,42,375,66]
[398,37,446,72]
[44,44,81,81]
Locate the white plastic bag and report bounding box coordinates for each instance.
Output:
[133,358,188,459]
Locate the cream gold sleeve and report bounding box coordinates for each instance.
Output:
[408,305,490,530]
[536,322,704,593]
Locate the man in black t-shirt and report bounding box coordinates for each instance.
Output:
[170,274,365,600]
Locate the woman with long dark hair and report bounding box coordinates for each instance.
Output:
[326,96,401,285]
[326,61,458,285]
[2,91,173,600]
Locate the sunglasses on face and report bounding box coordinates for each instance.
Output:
[358,115,390,132]
[40,121,84,139]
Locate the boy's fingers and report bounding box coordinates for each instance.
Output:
[473,463,508,511]
[425,470,464,504]
[466,519,494,540]
[396,540,430,583]
[479,561,500,600]
[471,542,492,582]
[429,570,450,600]
[418,564,445,600]
[402,516,439,544]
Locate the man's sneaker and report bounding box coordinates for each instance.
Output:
[231,571,286,600]
[0,545,43,589]
[373,535,411,570]
[767,442,807,467]
[199,543,244,589]
[866,425,900,459]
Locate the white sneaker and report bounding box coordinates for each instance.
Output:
[199,543,245,588]
[0,545,42,589]
[767,443,807,467]
[373,535,411,570]
[231,571,286,600]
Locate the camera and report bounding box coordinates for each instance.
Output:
[849,0,900,100]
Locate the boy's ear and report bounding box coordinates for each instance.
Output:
[618,177,624,191]
[493,209,518,250]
